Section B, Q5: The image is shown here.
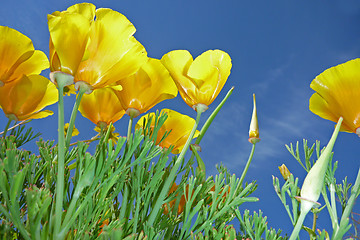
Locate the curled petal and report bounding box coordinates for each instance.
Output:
[116,58,178,113]
[0,75,58,121]
[48,3,95,75]
[79,87,125,125]
[161,49,232,109]
[309,58,360,133]
[0,26,48,85]
[75,8,147,89]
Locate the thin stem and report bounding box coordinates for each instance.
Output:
[333,167,360,239]
[321,187,339,231]
[312,211,317,233]
[65,87,86,149]
[0,120,31,135]
[239,143,256,186]
[189,87,234,164]
[289,209,308,240]
[54,79,66,237]
[2,119,12,137]
[147,109,202,226]
[330,183,339,225]
[127,116,133,142]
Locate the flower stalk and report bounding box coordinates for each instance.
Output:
[52,72,74,238]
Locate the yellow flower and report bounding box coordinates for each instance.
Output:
[48,3,147,90]
[48,3,95,76]
[136,109,199,154]
[94,125,120,145]
[116,58,178,118]
[64,123,79,137]
[0,74,58,121]
[248,93,260,144]
[0,26,49,86]
[309,58,360,135]
[48,3,147,91]
[79,87,125,126]
[161,49,232,111]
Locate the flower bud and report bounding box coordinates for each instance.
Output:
[248,94,260,144]
[299,117,342,212]
[278,164,291,181]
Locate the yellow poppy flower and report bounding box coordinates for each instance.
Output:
[64,123,79,137]
[48,3,95,76]
[94,125,120,145]
[0,26,48,86]
[79,87,125,126]
[116,58,178,118]
[49,3,147,91]
[161,49,232,111]
[309,58,360,135]
[136,109,200,154]
[0,74,58,121]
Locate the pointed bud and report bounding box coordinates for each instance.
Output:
[278,164,291,181]
[299,117,342,213]
[249,93,260,144]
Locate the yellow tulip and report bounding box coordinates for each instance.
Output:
[0,74,58,121]
[79,87,125,126]
[0,26,48,86]
[116,58,178,118]
[136,109,199,154]
[161,49,232,111]
[309,58,360,135]
[48,3,147,91]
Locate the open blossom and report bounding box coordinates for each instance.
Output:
[48,3,147,90]
[135,109,199,154]
[116,58,178,118]
[0,74,58,121]
[309,58,360,136]
[79,87,125,126]
[0,26,48,86]
[161,49,232,111]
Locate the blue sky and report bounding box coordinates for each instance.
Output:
[2,0,360,237]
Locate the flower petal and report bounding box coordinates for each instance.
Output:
[0,26,48,84]
[79,87,125,125]
[48,3,95,75]
[0,74,58,121]
[116,58,178,113]
[161,50,198,106]
[309,58,360,133]
[75,8,147,88]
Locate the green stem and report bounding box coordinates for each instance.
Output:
[321,187,339,231]
[54,79,66,238]
[2,119,12,137]
[189,87,234,164]
[147,108,203,226]
[127,116,133,142]
[330,183,339,225]
[239,143,256,186]
[333,167,360,239]
[65,87,86,149]
[312,211,317,233]
[289,209,308,240]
